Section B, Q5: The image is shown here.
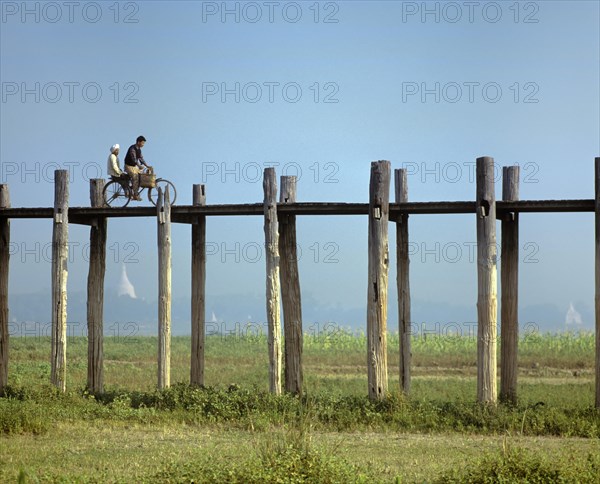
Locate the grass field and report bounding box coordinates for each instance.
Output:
[1,331,599,482]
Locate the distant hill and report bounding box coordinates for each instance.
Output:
[7,291,593,338]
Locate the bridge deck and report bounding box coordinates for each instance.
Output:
[0,199,594,221]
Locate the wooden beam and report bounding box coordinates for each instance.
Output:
[157,186,172,390]
[0,184,10,392]
[191,184,206,386]
[0,199,597,220]
[263,168,282,395]
[86,179,107,394]
[476,157,498,404]
[500,167,519,404]
[51,170,69,391]
[279,176,303,395]
[395,169,411,394]
[497,199,594,213]
[367,160,390,400]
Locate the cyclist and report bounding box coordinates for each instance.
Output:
[124,136,153,201]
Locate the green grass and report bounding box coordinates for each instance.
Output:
[1,332,599,482]
[6,331,596,393]
[2,423,599,483]
[435,441,600,483]
[2,382,598,438]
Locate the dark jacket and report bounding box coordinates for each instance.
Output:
[124,144,146,167]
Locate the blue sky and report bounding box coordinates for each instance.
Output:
[1,1,599,332]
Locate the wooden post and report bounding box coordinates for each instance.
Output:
[157,186,172,390]
[595,157,600,408]
[367,160,391,400]
[87,179,107,393]
[191,184,206,386]
[263,168,282,394]
[500,166,519,404]
[51,170,69,391]
[0,185,10,392]
[279,176,303,395]
[476,157,498,404]
[395,169,411,394]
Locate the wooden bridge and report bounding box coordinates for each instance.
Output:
[0,156,599,407]
[1,199,595,219]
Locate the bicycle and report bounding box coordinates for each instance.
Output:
[102,168,177,208]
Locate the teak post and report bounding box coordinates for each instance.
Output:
[86,179,107,393]
[51,170,69,391]
[0,184,10,392]
[279,176,303,395]
[157,186,172,390]
[367,160,391,400]
[500,167,519,404]
[191,184,206,386]
[476,157,498,404]
[595,157,600,408]
[395,169,411,394]
[263,168,282,394]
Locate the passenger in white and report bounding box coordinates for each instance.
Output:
[107,144,124,178]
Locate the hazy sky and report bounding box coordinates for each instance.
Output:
[1,1,599,332]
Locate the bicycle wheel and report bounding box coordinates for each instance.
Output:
[103,180,131,208]
[148,179,177,206]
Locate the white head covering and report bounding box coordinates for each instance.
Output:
[110,144,120,154]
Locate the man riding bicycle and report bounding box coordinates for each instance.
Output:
[124,136,153,201]
[103,138,175,208]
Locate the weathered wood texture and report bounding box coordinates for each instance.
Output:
[367,160,391,400]
[595,157,600,408]
[500,167,519,404]
[263,168,282,394]
[1,199,598,221]
[191,184,206,386]
[0,185,10,392]
[157,187,172,390]
[51,170,69,391]
[86,179,107,393]
[476,157,498,404]
[394,169,411,394]
[279,176,303,395]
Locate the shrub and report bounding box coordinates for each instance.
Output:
[435,445,600,483]
[0,400,49,435]
[154,429,371,483]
